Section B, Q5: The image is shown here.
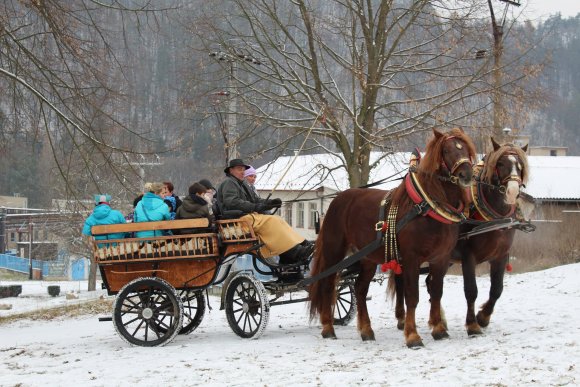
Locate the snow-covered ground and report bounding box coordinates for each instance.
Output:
[0,264,579,387]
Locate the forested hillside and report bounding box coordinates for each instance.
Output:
[1,2,579,207]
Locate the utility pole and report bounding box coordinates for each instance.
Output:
[0,210,5,254]
[209,46,262,162]
[28,221,33,280]
[488,0,521,148]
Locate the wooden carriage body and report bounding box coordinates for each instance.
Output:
[91,218,259,294]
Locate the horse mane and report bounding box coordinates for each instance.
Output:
[392,128,477,205]
[420,128,477,175]
[481,144,529,185]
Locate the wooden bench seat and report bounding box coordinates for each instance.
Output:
[91,218,217,264]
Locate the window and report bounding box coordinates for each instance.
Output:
[297,202,304,228]
[550,149,557,156]
[10,232,15,242]
[308,203,318,229]
[284,204,293,226]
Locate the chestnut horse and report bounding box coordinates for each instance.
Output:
[454,138,530,335]
[309,128,476,348]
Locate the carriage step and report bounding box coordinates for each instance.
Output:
[98,316,112,322]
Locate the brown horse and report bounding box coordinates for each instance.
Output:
[309,128,476,348]
[453,138,530,335]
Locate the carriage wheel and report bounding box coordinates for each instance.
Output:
[225,272,270,339]
[333,282,356,326]
[155,289,206,335]
[179,290,206,335]
[113,277,183,347]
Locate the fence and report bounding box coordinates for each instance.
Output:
[0,253,49,277]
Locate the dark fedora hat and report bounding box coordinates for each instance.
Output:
[224,158,250,174]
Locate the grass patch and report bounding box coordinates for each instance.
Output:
[0,298,113,326]
[0,269,29,281]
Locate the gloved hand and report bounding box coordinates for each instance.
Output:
[255,203,274,213]
[267,198,282,207]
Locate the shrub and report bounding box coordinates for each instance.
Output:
[9,285,22,297]
[47,285,60,297]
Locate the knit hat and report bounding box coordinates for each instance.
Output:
[243,166,257,178]
[224,158,250,174]
[94,194,111,205]
[198,179,215,191]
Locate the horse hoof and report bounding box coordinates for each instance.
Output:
[406,340,424,349]
[476,312,491,327]
[322,331,337,339]
[466,322,483,336]
[361,332,375,341]
[431,331,450,341]
[467,329,483,337]
[397,320,405,331]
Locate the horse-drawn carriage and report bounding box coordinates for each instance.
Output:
[93,129,537,348]
[91,217,355,346]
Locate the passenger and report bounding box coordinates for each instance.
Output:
[163,181,182,211]
[217,158,313,264]
[134,182,171,238]
[127,182,152,222]
[243,166,260,199]
[174,183,212,234]
[82,194,127,241]
[199,179,217,218]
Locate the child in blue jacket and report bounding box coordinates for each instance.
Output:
[82,194,127,241]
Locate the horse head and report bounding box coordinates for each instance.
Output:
[431,128,475,188]
[484,138,529,205]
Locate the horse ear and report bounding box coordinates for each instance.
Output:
[432,128,444,139]
[521,144,528,153]
[490,137,501,151]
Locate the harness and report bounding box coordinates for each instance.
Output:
[402,148,467,225]
[302,147,470,285]
[469,153,522,221]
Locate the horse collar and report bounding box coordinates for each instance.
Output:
[405,171,465,224]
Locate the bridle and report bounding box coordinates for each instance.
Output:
[439,136,473,185]
[476,150,525,194]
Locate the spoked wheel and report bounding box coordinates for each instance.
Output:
[179,289,206,335]
[333,282,356,326]
[156,289,206,335]
[225,272,270,339]
[113,277,183,347]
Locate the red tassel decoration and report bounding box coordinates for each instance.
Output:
[506,263,513,272]
[381,261,402,274]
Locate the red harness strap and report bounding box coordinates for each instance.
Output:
[405,174,464,225]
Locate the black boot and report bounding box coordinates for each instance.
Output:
[279,244,303,265]
[280,243,314,265]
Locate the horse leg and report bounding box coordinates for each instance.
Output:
[427,262,449,341]
[462,253,482,336]
[355,264,376,341]
[318,273,338,339]
[477,255,507,327]
[403,266,423,348]
[394,273,405,330]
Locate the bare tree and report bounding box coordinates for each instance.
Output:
[194,0,509,187]
[0,0,177,290]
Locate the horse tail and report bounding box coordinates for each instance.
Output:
[387,271,396,301]
[309,230,335,321]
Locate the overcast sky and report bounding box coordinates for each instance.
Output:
[523,0,580,19]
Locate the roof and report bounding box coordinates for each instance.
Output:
[254,152,409,192]
[524,156,580,200]
[255,153,580,202]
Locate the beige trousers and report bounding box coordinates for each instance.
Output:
[241,213,304,258]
